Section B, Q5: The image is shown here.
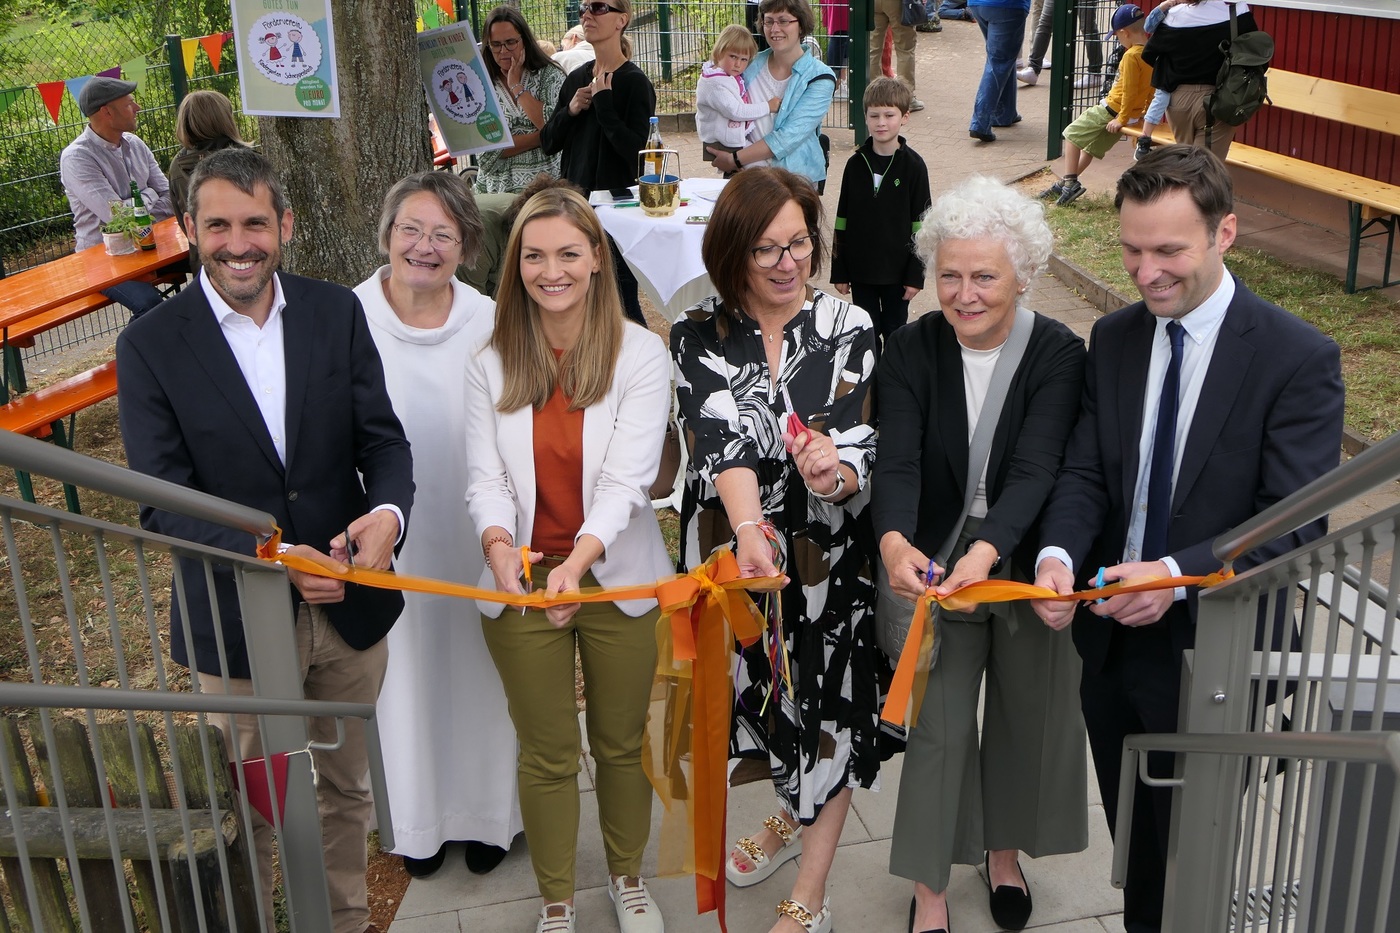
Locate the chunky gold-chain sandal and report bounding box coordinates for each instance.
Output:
[775,896,832,933]
[725,814,803,887]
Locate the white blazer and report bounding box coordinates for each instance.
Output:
[464,321,674,617]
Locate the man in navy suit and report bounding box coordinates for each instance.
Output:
[1031,145,1344,933]
[117,147,411,933]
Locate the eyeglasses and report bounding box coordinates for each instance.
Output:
[581,2,624,15]
[393,223,461,250]
[751,234,815,268]
[488,37,522,52]
[762,16,799,28]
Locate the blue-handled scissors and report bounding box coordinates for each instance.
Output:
[925,559,939,589]
[1095,566,1107,604]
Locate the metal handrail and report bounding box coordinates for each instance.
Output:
[1213,430,1400,565]
[0,682,374,722]
[0,427,277,543]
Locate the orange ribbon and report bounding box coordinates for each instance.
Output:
[880,570,1235,727]
[652,550,782,930]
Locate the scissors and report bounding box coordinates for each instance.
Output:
[342,527,356,568]
[519,545,533,615]
[780,384,811,447]
[1095,566,1107,605]
[925,559,939,590]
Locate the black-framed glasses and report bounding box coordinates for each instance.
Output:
[581,1,624,15]
[751,234,815,269]
[393,223,461,250]
[488,37,522,51]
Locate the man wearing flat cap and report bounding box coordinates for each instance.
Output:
[59,76,175,317]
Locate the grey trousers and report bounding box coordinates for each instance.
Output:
[889,589,1088,890]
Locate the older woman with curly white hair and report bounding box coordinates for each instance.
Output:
[874,176,1089,933]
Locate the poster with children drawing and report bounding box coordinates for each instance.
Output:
[232,0,341,117]
[418,22,511,157]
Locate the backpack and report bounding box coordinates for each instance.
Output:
[1205,3,1274,131]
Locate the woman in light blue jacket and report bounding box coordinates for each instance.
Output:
[705,0,835,189]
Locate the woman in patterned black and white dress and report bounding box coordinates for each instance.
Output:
[477,6,565,194]
[671,166,891,933]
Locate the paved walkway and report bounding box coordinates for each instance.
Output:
[393,20,1396,931]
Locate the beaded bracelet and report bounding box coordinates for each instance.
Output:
[482,533,513,566]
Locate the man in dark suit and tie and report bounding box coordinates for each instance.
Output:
[1031,145,1344,933]
[117,147,412,933]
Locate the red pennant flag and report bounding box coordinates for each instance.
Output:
[436,0,454,19]
[229,752,291,826]
[199,32,225,73]
[37,80,66,123]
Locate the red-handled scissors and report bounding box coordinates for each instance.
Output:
[781,385,811,446]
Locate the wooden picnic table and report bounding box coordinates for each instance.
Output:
[0,216,189,332]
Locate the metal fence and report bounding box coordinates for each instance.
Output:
[0,430,391,931]
[1128,430,1400,931]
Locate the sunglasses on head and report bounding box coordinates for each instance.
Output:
[581,1,624,14]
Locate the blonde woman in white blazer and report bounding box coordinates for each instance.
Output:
[463,187,671,933]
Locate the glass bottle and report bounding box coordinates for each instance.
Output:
[129,181,156,251]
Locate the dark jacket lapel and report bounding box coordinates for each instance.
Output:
[1118,308,1155,513]
[279,274,312,472]
[176,286,283,473]
[1174,283,1255,510]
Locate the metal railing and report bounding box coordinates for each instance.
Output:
[0,429,392,930]
[1127,431,1400,931]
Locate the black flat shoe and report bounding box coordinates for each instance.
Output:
[464,839,508,874]
[403,843,447,878]
[969,130,997,143]
[985,854,1032,930]
[908,895,951,933]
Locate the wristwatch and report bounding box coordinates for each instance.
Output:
[968,539,1002,574]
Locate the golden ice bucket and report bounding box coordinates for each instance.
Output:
[637,149,681,217]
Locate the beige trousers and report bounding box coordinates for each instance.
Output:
[1167,83,1238,161]
[871,0,918,89]
[199,603,388,933]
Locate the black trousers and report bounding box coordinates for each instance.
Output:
[608,235,646,326]
[851,282,911,350]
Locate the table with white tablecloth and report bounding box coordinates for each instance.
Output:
[592,177,728,319]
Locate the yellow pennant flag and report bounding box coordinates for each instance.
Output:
[181,37,200,79]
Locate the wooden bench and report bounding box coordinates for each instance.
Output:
[1121,68,1400,293]
[0,360,117,512]
[0,716,258,931]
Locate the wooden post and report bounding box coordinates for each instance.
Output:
[172,724,258,928]
[28,717,130,924]
[97,721,181,933]
[0,717,77,933]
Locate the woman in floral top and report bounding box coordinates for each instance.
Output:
[671,166,891,933]
[477,6,565,194]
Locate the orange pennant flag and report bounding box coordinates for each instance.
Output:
[37,80,66,123]
[199,32,226,73]
[436,0,455,19]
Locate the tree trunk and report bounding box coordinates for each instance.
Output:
[260,0,431,286]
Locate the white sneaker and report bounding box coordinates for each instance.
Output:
[1016,66,1038,86]
[834,81,849,101]
[536,902,575,933]
[609,876,664,933]
[1043,57,1052,68]
[1073,74,1099,89]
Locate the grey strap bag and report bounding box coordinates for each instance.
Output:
[876,306,1035,662]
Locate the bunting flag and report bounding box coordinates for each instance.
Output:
[0,87,23,118]
[98,66,121,79]
[436,0,454,19]
[416,15,425,31]
[64,76,93,108]
[123,56,148,94]
[199,32,227,73]
[422,5,440,28]
[36,80,66,123]
[181,37,200,79]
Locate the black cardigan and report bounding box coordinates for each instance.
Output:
[872,310,1086,577]
[831,136,932,289]
[541,60,656,192]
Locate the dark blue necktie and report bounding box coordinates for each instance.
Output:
[1143,321,1185,561]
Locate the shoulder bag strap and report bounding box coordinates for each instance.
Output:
[931,304,1035,568]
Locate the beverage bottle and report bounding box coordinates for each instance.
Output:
[130,181,156,251]
[644,117,664,178]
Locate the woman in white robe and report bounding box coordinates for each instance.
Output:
[354,170,522,878]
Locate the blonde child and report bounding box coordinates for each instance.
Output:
[695,24,779,170]
[1041,4,1154,205]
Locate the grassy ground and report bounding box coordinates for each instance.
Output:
[1028,173,1400,442]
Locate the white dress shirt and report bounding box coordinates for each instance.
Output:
[1038,271,1234,599]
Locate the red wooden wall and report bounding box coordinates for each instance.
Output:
[1141,3,1400,185]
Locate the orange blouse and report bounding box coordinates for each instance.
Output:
[531,353,586,557]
